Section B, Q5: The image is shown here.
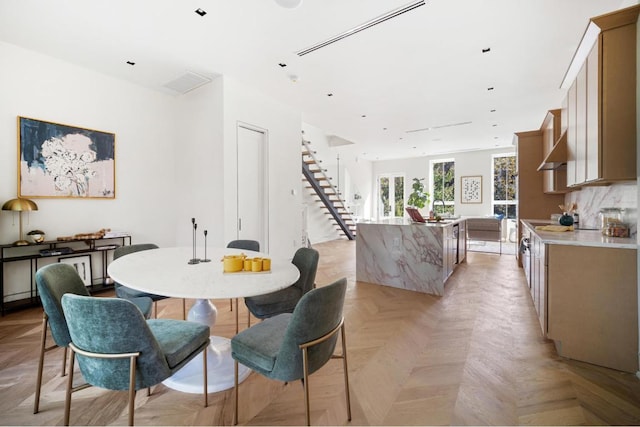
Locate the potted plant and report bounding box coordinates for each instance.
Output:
[407,178,430,211]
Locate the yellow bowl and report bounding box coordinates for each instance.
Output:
[223,255,244,272]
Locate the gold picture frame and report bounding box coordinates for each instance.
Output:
[18,116,115,198]
[461,175,482,204]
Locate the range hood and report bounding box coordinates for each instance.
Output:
[537,131,567,171]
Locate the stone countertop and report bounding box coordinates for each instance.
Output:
[358,217,465,227]
[521,219,636,250]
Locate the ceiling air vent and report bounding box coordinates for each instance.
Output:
[296,0,426,56]
[163,71,212,94]
[406,121,472,133]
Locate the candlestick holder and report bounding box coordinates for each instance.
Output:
[188,218,200,265]
[201,229,211,262]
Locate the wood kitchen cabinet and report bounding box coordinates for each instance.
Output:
[515,130,564,265]
[564,5,639,186]
[540,109,567,194]
[521,222,547,335]
[546,245,638,373]
[530,232,547,334]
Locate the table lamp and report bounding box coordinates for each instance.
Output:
[2,197,38,246]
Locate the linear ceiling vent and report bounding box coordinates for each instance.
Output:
[406,121,472,133]
[296,0,426,57]
[163,71,212,94]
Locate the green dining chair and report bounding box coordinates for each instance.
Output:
[113,243,186,319]
[244,247,318,327]
[226,240,260,313]
[61,294,210,426]
[33,263,152,414]
[231,277,351,426]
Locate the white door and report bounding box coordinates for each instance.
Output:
[237,124,268,251]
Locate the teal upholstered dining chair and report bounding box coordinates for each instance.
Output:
[226,240,260,312]
[113,243,186,319]
[33,263,152,414]
[231,277,351,426]
[61,294,210,426]
[244,247,318,327]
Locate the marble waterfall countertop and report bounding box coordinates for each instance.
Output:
[356,218,464,296]
[521,219,636,249]
[358,217,466,227]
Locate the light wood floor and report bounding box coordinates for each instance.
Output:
[1,239,639,425]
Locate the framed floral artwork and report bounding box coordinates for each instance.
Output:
[461,175,482,204]
[18,116,115,198]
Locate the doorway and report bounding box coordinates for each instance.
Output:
[236,123,268,251]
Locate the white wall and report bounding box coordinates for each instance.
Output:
[173,78,225,248]
[0,41,179,300]
[372,147,515,219]
[222,76,302,259]
[0,41,305,303]
[0,41,178,245]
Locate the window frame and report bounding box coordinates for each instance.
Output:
[429,158,455,216]
[491,153,517,219]
[376,173,406,219]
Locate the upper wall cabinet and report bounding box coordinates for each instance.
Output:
[538,109,568,194]
[562,5,639,187]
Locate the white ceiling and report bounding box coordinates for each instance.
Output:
[0,0,627,161]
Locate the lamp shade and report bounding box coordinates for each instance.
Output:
[2,198,38,211]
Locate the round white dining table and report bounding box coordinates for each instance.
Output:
[107,246,300,394]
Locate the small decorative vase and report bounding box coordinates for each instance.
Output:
[559,213,574,226]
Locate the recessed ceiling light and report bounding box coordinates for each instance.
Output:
[126,61,135,66]
[482,47,491,53]
[490,109,496,112]
[278,63,287,67]
[195,8,207,16]
[383,127,387,130]
[361,115,367,118]
[492,124,498,127]
[327,93,333,97]
[487,87,494,91]
[494,136,499,139]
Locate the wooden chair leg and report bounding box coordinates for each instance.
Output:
[34,315,48,414]
[235,298,239,334]
[61,346,68,376]
[64,349,76,426]
[128,355,137,426]
[302,347,311,426]
[182,299,186,320]
[340,324,352,421]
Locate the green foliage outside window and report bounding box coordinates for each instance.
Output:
[493,155,517,219]
[394,176,404,217]
[432,161,455,216]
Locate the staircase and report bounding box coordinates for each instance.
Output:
[301,140,356,240]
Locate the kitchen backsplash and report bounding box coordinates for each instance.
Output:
[564,182,637,237]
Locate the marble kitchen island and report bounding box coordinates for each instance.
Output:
[356,218,466,296]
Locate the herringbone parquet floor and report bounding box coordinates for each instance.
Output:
[1,239,639,425]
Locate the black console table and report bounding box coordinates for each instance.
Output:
[0,235,131,315]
